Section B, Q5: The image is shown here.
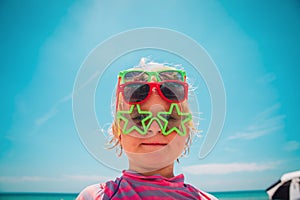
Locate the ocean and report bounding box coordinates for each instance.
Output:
[0,190,269,200]
[212,190,269,200]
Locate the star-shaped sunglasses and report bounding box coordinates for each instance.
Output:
[117,103,192,136]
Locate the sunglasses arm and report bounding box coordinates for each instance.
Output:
[115,77,122,112]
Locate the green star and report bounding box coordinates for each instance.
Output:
[157,103,192,136]
[117,104,152,135]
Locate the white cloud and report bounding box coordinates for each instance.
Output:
[0,176,56,183]
[35,107,59,127]
[283,141,300,152]
[228,104,285,140]
[0,174,110,184]
[257,72,277,84]
[34,93,72,127]
[63,174,110,182]
[182,162,277,175]
[34,69,101,128]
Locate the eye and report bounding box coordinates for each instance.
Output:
[131,114,148,121]
[161,114,178,121]
[130,114,149,127]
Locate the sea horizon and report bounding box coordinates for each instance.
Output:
[0,188,267,193]
[0,189,269,200]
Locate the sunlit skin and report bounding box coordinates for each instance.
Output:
[119,88,188,178]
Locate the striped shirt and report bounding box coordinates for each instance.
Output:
[77,171,218,200]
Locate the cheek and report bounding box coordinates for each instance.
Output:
[120,134,140,151]
[176,135,187,149]
[167,133,187,151]
[166,132,186,142]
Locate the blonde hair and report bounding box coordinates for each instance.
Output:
[108,59,197,157]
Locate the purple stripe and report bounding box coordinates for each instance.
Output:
[102,171,203,200]
[137,188,200,200]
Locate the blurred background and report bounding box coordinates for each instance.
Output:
[1,0,299,194]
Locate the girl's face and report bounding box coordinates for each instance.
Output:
[119,89,188,155]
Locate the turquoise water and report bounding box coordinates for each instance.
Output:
[0,190,268,200]
[0,193,77,200]
[212,190,269,200]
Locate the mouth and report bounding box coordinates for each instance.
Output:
[141,143,167,146]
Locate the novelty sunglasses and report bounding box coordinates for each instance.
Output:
[118,69,186,84]
[117,80,188,104]
[117,103,192,136]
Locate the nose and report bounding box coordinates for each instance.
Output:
[152,86,159,94]
[148,120,161,134]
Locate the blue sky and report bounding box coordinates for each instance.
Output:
[1,0,300,193]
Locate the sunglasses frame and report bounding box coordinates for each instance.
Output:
[118,69,186,84]
[117,80,188,105]
[117,103,192,136]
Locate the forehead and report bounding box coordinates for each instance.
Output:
[131,63,176,71]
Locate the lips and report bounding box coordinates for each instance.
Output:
[141,143,167,146]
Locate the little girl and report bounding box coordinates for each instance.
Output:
[77,60,218,200]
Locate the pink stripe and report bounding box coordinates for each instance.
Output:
[120,184,200,199]
[102,171,210,199]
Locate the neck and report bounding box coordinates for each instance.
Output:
[129,162,175,178]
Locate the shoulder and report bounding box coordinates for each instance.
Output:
[185,183,218,200]
[198,190,219,200]
[76,183,105,200]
